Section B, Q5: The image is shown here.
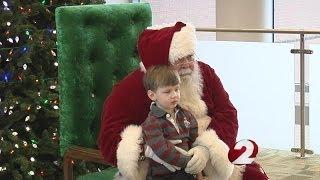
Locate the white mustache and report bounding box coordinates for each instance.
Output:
[178,68,193,76]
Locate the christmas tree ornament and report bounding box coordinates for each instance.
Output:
[7,38,13,43]
[50,50,56,56]
[1,71,12,82]
[3,106,8,113]
[0,166,7,171]
[3,1,10,11]
[23,64,27,70]
[21,46,28,53]
[12,132,18,136]
[28,171,35,176]
[15,36,19,43]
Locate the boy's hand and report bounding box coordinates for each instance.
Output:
[174,146,189,156]
[169,139,182,144]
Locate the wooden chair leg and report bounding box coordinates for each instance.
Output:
[64,155,73,180]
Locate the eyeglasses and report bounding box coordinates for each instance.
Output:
[173,54,195,66]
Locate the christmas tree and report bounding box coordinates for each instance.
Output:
[0,0,105,179]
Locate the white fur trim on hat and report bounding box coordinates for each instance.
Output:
[169,23,196,63]
[139,61,146,73]
[146,22,196,64]
[146,22,176,30]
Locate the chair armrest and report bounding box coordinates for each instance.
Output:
[64,146,108,164]
[63,146,112,180]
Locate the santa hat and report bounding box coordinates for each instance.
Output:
[137,22,196,70]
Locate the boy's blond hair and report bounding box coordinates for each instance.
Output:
[143,65,180,91]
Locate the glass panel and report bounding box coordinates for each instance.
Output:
[197,41,295,150]
[309,44,320,154]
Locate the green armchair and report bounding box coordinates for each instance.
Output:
[56,3,151,179]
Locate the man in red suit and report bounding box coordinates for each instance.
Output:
[98,21,268,180]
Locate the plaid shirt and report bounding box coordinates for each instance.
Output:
[142,103,198,176]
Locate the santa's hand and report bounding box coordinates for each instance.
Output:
[185,146,209,174]
[145,145,181,172]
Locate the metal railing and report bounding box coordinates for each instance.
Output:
[196,27,320,158]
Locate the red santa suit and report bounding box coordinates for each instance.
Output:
[98,22,268,180]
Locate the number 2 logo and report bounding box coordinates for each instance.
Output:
[228,139,259,165]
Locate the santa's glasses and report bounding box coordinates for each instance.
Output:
[172,54,197,67]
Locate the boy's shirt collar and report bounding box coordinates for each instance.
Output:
[149,102,181,118]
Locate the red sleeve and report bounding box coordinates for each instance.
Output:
[97,83,133,166]
[98,71,151,166]
[202,63,238,148]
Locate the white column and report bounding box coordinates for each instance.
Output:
[216,0,273,42]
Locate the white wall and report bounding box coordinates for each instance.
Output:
[274,0,320,43]
[141,0,216,40]
[197,41,295,150]
[273,0,320,151]
[216,0,273,42]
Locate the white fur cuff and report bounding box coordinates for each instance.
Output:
[116,125,143,180]
[194,129,235,179]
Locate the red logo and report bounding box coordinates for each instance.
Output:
[228,139,258,165]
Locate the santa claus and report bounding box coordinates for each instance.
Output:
[98,21,268,180]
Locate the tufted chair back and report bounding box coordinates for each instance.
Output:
[56,3,151,157]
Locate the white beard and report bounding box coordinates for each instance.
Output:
[179,62,211,134]
[179,62,206,117]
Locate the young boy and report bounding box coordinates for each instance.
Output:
[142,65,202,180]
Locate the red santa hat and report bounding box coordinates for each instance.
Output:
[137,21,196,70]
